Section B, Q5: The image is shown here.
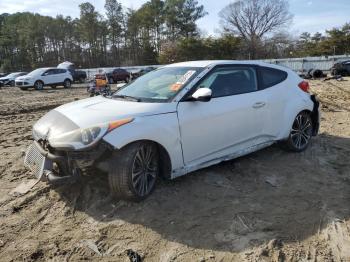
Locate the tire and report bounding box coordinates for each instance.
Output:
[108,142,159,201]
[34,81,44,90]
[282,112,313,152]
[10,80,15,87]
[125,76,130,83]
[109,78,114,84]
[63,79,72,88]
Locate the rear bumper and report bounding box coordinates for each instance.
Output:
[311,95,320,136]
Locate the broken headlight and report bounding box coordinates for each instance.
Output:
[48,118,134,150]
[48,124,108,150]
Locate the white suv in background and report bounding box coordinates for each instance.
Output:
[15,68,73,90]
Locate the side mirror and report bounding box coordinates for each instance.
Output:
[191,88,212,102]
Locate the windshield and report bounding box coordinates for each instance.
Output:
[113,67,203,102]
[27,68,45,76]
[6,73,20,78]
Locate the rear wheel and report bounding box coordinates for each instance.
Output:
[34,81,44,90]
[108,142,159,201]
[282,112,313,152]
[9,80,15,87]
[63,79,71,88]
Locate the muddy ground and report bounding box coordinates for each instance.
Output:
[0,79,349,262]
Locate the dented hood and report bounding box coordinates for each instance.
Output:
[33,96,176,140]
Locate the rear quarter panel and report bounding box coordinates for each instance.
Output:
[277,72,314,140]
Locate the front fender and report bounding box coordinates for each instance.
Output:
[102,112,184,172]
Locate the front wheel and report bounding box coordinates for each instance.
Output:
[108,142,159,201]
[34,81,44,90]
[282,112,313,152]
[63,79,72,88]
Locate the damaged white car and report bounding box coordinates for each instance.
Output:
[24,61,320,201]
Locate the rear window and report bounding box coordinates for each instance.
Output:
[260,67,287,89]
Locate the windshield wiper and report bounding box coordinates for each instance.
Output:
[113,95,141,102]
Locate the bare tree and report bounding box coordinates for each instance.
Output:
[219,0,292,59]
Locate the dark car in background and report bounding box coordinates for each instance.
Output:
[331,60,350,76]
[57,61,87,83]
[105,68,131,84]
[131,66,156,79]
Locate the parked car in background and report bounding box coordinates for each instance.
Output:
[131,66,156,79]
[331,60,350,76]
[57,61,87,83]
[24,60,319,201]
[16,68,73,90]
[103,68,131,84]
[0,72,28,87]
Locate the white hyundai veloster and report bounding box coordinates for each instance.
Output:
[24,60,320,200]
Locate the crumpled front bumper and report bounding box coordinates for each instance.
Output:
[24,140,111,185]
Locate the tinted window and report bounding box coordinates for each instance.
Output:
[260,67,287,89]
[43,69,54,75]
[198,66,258,98]
[57,69,66,74]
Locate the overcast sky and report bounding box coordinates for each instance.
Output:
[0,0,349,36]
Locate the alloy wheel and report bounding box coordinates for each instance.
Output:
[35,81,43,90]
[64,80,71,88]
[131,144,158,197]
[290,113,312,150]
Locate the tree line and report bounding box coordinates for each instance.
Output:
[0,0,349,72]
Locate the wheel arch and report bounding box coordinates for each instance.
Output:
[279,98,314,140]
[117,139,172,179]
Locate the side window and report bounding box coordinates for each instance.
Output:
[43,69,54,76]
[260,67,287,89]
[199,66,258,98]
[58,69,67,74]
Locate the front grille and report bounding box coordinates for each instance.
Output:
[24,142,46,179]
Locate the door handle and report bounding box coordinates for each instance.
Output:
[253,102,266,108]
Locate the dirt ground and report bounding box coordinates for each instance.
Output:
[0,79,349,262]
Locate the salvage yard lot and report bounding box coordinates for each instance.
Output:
[0,80,349,261]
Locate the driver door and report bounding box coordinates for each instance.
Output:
[177,65,266,167]
[41,69,55,84]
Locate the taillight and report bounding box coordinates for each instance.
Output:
[298,81,309,93]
